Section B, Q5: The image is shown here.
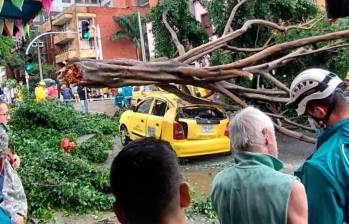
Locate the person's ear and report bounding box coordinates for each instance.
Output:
[113,202,128,224]
[262,128,270,146]
[312,106,327,118]
[179,182,191,208]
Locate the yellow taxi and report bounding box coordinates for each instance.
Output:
[187,86,210,97]
[119,92,231,157]
[131,85,160,106]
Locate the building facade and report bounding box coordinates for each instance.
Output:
[39,1,156,66]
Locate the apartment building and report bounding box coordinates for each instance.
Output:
[39,1,158,66]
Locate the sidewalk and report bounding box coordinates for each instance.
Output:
[72,99,116,116]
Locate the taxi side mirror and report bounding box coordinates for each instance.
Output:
[131,105,137,112]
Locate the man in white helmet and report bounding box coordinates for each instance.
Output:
[288,68,349,224]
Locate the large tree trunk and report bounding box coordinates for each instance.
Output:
[58,12,349,144]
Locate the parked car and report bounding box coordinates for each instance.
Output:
[119,92,231,157]
[131,85,161,106]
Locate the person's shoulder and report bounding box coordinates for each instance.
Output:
[212,166,235,185]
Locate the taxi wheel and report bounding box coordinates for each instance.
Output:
[120,125,131,146]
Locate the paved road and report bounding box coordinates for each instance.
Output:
[56,100,316,224]
[75,100,316,196]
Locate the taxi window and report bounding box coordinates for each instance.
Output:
[151,99,167,117]
[136,98,153,114]
[133,86,140,92]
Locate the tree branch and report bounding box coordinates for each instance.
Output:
[158,84,215,105]
[223,0,248,36]
[239,93,290,103]
[162,11,186,56]
[220,81,288,95]
[177,19,328,62]
[209,29,349,70]
[275,123,316,144]
[225,35,274,52]
[208,82,247,107]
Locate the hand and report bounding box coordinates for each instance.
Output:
[15,215,24,224]
[12,154,21,169]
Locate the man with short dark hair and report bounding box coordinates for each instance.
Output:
[110,138,190,224]
[289,68,349,224]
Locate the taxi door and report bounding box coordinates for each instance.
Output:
[129,98,153,139]
[146,98,168,139]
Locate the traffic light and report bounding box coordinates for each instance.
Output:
[81,21,90,40]
[24,53,33,72]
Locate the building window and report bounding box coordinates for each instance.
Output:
[201,13,213,36]
[75,0,82,3]
[135,0,149,6]
[62,0,71,3]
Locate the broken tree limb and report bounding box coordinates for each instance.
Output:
[58,15,349,143]
[162,11,186,56]
[220,81,288,95]
[275,124,316,144]
[210,29,349,70]
[239,93,290,103]
[158,84,216,105]
[267,113,314,131]
[223,0,248,36]
[254,70,290,94]
[208,82,247,107]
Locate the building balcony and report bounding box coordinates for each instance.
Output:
[80,49,97,58]
[39,21,52,33]
[52,13,73,26]
[54,32,76,45]
[55,50,78,64]
[77,13,96,19]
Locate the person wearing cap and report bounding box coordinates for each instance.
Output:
[288,68,349,224]
[35,81,46,102]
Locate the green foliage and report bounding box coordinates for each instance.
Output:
[273,16,349,86]
[72,135,114,163]
[112,13,148,59]
[210,49,233,66]
[204,0,318,65]
[8,99,118,219]
[149,0,209,58]
[28,63,56,87]
[0,36,14,66]
[186,197,216,219]
[205,0,317,37]
[5,79,17,88]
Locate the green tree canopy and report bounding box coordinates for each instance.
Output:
[0,36,14,66]
[149,0,209,58]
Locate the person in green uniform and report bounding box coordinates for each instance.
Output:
[288,68,349,224]
[211,106,308,224]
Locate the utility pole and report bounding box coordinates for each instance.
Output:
[137,11,146,62]
[24,31,78,89]
[37,45,43,81]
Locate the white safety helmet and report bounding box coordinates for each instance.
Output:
[288,68,343,115]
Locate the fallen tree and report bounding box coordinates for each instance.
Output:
[58,2,349,144]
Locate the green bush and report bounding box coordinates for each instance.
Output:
[8,99,118,219]
[72,135,114,163]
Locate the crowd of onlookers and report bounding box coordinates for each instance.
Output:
[109,69,349,224]
[0,68,348,224]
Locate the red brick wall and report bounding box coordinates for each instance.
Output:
[88,7,151,60]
